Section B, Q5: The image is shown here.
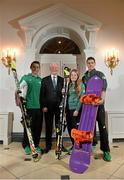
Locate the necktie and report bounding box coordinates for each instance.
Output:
[53,76,57,89]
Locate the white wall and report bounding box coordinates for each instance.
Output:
[0,0,124,133]
[95,50,124,111]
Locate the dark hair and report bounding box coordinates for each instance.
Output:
[30,61,40,69]
[86,57,96,63]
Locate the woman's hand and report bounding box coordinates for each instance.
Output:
[73,110,78,117]
[42,107,48,112]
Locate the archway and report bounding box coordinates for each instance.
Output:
[18,3,102,75]
[39,36,81,77]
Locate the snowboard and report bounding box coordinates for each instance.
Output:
[69,75,103,173]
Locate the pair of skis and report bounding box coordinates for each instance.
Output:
[2,58,41,162]
[13,68,41,162]
[55,67,70,160]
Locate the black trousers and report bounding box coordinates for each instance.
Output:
[93,105,110,152]
[22,109,43,148]
[44,104,60,148]
[66,109,80,145]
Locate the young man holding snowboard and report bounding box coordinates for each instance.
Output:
[82,57,111,162]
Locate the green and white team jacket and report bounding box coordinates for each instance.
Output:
[19,73,42,109]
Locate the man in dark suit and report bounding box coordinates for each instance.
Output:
[40,63,64,153]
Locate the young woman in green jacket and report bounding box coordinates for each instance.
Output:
[66,69,85,152]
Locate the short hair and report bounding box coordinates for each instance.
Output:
[49,63,59,67]
[30,61,40,69]
[86,57,96,63]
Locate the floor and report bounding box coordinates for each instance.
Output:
[0,141,124,180]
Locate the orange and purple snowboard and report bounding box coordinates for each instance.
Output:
[69,75,103,173]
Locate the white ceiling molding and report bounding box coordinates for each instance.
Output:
[18,3,102,53]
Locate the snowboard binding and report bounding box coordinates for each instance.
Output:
[71,128,93,147]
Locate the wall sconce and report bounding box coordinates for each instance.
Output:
[1,48,16,74]
[105,48,119,75]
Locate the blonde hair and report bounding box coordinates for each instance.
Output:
[69,69,81,96]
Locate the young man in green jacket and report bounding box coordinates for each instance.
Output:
[19,61,43,155]
[82,57,111,162]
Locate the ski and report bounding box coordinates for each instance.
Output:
[55,67,70,160]
[12,66,41,162]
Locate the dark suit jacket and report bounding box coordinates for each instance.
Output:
[40,75,64,109]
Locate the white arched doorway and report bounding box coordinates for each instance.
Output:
[18,3,102,76]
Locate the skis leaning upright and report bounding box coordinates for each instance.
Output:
[12,66,41,162]
[1,56,41,162]
[55,67,70,160]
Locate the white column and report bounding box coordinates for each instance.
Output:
[76,54,86,77]
[84,48,96,59]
